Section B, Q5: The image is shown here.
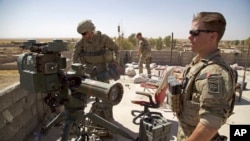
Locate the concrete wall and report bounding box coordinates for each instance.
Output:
[121,50,249,67]
[0,50,249,70]
[0,83,48,141]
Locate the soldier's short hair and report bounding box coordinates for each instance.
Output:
[136,32,142,38]
[193,12,226,42]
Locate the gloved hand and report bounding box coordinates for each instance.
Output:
[112,61,124,75]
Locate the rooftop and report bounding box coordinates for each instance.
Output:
[26,68,250,141]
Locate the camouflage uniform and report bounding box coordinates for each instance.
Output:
[72,31,119,82]
[138,37,151,76]
[177,50,235,141]
[72,30,119,136]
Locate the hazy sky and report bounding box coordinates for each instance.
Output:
[0,0,249,40]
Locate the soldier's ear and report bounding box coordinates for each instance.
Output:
[210,32,218,42]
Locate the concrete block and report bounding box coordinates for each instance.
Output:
[4,100,24,121]
[0,62,17,70]
[15,109,33,128]
[7,126,27,141]
[2,110,14,124]
[33,92,41,100]
[22,93,36,110]
[0,120,19,141]
[0,113,7,129]
[31,100,48,119]
[37,101,45,117]
[31,105,38,118]
[0,92,13,111]
[0,82,19,96]
[11,87,28,103]
[25,115,39,138]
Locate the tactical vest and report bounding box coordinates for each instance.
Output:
[178,55,236,136]
[80,47,113,64]
[79,32,114,64]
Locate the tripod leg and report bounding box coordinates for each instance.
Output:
[41,112,64,134]
[86,113,136,141]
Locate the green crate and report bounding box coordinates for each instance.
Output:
[139,114,172,141]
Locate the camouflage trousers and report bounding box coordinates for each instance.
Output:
[138,54,151,76]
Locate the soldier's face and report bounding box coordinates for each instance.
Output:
[82,32,91,39]
[136,35,141,40]
[188,21,213,54]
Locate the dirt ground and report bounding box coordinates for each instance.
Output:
[0,46,21,90]
[0,70,19,90]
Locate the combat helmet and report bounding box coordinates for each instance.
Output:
[77,20,95,34]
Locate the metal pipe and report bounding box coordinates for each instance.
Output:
[239,44,250,101]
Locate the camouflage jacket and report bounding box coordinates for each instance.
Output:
[178,50,235,136]
[72,31,120,65]
[138,37,151,56]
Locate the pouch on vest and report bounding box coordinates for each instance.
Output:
[168,75,182,113]
[104,49,114,63]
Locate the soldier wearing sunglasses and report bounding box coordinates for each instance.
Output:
[72,19,120,137]
[176,12,236,141]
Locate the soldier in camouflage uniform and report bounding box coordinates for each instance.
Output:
[136,32,152,77]
[72,20,120,136]
[176,12,235,141]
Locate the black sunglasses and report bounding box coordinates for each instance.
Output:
[81,32,87,36]
[189,30,215,36]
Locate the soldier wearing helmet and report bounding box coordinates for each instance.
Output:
[76,20,96,35]
[73,20,120,81]
[72,19,120,136]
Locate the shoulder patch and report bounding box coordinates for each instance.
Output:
[207,74,222,94]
